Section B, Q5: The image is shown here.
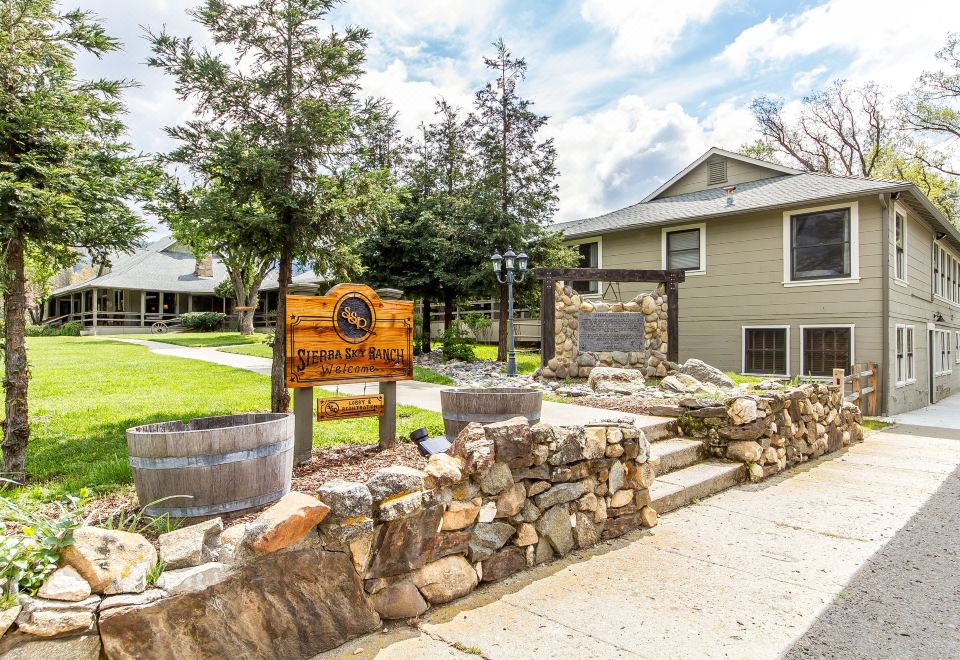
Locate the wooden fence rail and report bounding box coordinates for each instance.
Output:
[832,362,880,416]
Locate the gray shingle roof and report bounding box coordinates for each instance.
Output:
[555,172,910,239]
[51,237,322,296]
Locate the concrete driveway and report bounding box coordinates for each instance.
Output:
[319,425,960,660]
[891,392,960,429]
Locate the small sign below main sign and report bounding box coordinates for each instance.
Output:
[286,284,414,387]
[317,395,384,421]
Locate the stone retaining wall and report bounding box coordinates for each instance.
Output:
[675,383,864,481]
[0,418,658,659]
[540,282,670,381]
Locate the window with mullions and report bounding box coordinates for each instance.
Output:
[790,208,851,281]
[894,212,906,281]
[665,228,701,271]
[744,328,787,375]
[802,327,851,377]
[571,241,599,294]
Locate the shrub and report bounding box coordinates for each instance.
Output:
[462,312,492,341]
[0,487,92,596]
[24,325,58,337]
[59,321,83,336]
[180,311,226,331]
[441,323,475,362]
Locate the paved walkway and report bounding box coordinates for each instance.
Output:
[316,425,960,660]
[890,392,960,429]
[108,338,669,428]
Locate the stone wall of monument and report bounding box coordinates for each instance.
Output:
[540,281,670,381]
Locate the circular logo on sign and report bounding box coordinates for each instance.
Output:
[334,292,376,344]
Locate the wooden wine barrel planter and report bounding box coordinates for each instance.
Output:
[126,413,294,518]
[440,388,543,439]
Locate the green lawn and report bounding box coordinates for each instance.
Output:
[118,331,270,348]
[5,337,442,503]
[218,342,272,357]
[469,344,540,375]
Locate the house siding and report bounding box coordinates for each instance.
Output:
[569,193,885,385]
[658,157,785,198]
[886,201,960,415]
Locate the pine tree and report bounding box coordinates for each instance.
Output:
[470,39,561,361]
[149,0,394,411]
[0,0,153,475]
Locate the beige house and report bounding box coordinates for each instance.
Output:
[556,148,960,415]
[44,237,324,334]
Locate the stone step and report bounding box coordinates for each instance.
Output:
[636,419,678,442]
[647,438,706,476]
[649,461,747,515]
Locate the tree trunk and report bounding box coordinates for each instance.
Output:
[497,284,508,362]
[239,310,255,336]
[421,298,432,353]
[271,249,292,413]
[443,296,454,330]
[3,237,30,477]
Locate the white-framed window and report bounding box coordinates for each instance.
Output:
[741,326,790,377]
[800,324,855,377]
[933,241,960,305]
[662,223,705,275]
[934,328,953,376]
[894,210,907,283]
[956,331,960,365]
[782,202,860,287]
[567,237,602,295]
[895,324,915,387]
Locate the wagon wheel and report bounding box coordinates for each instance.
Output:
[151,321,169,334]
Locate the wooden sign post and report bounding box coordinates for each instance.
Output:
[285,284,414,463]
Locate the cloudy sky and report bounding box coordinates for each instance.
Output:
[74,0,960,234]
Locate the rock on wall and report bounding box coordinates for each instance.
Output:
[676,383,864,481]
[1,418,658,660]
[541,282,670,381]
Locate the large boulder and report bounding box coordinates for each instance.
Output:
[587,367,646,395]
[365,505,443,579]
[679,359,735,388]
[244,492,330,554]
[61,527,157,595]
[659,373,702,394]
[410,555,478,604]
[368,579,429,620]
[535,504,574,557]
[98,547,380,659]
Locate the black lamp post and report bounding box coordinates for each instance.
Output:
[491,247,529,376]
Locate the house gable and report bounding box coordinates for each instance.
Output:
[644,148,801,202]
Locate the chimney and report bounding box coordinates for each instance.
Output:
[195,254,214,278]
[723,185,736,207]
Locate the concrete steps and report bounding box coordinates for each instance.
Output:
[649,461,747,515]
[648,438,706,476]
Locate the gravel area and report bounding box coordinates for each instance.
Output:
[786,457,960,659]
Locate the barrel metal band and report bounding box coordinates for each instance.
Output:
[143,486,290,518]
[129,438,294,470]
[441,412,541,423]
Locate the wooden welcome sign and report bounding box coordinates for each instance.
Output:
[285,284,414,388]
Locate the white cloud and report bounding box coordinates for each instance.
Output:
[580,0,725,69]
[718,0,960,89]
[792,66,828,94]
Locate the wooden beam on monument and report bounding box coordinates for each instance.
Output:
[540,277,555,367]
[533,267,685,284]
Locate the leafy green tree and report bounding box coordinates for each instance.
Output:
[149,0,394,411]
[0,1,152,475]
[153,170,275,336]
[469,39,568,360]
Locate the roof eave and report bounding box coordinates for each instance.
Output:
[561,183,917,240]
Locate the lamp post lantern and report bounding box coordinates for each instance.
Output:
[492,247,529,376]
